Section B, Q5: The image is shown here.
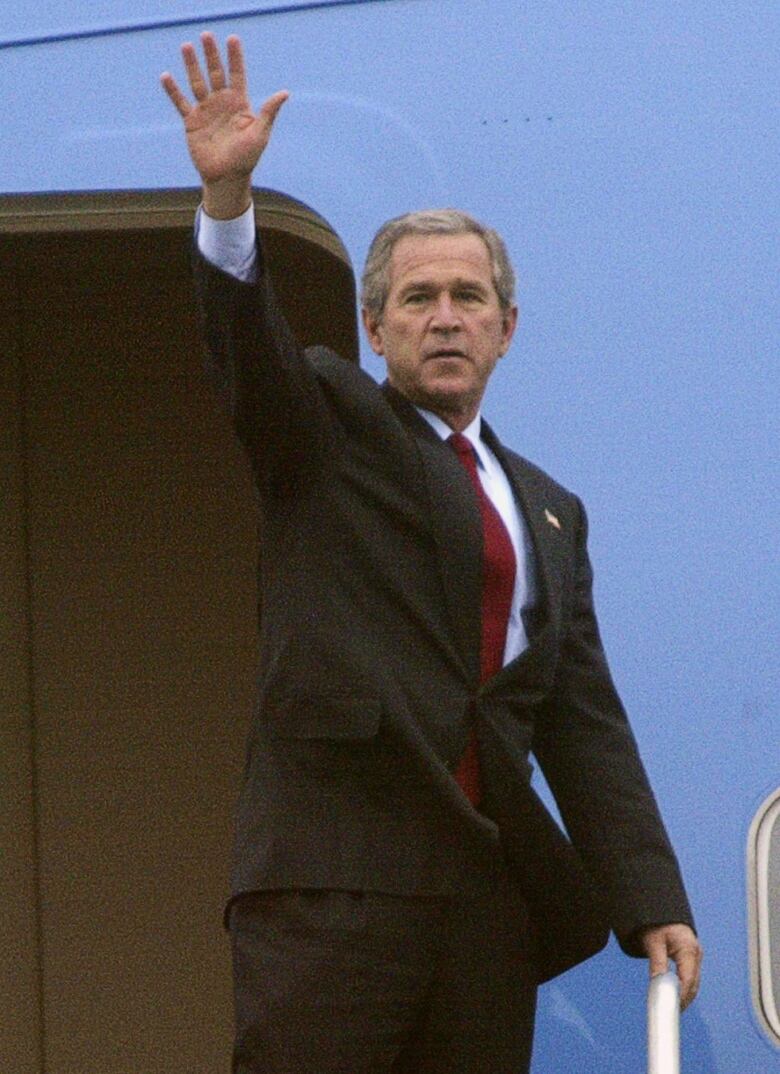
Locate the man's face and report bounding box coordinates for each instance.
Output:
[362,232,517,429]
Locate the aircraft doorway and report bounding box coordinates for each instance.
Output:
[1,188,356,1074]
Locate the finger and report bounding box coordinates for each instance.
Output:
[678,964,699,1009]
[181,41,209,101]
[160,72,192,118]
[200,30,227,92]
[645,937,669,978]
[226,35,248,98]
[675,945,702,1011]
[679,977,699,1010]
[257,89,290,130]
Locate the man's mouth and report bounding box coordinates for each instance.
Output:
[426,348,467,360]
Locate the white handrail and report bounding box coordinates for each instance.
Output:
[648,971,680,1074]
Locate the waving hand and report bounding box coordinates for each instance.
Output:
[161,32,288,217]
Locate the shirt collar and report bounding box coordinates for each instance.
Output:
[415,407,490,471]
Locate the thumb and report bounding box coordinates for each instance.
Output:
[257,89,290,131]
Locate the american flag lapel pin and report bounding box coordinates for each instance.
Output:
[544,508,561,531]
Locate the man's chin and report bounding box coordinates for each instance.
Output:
[412,380,480,422]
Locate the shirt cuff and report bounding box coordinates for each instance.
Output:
[195,202,258,282]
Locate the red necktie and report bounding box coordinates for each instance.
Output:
[448,433,517,805]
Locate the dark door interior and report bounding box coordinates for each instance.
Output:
[0,192,356,1074]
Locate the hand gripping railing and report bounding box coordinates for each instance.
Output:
[648,971,681,1074]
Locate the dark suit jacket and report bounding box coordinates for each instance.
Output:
[195,239,694,982]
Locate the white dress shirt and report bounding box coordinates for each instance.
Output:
[197,206,535,665]
[197,202,257,281]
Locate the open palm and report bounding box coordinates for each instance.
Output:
[161,33,288,185]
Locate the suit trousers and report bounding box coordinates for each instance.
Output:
[229,862,538,1074]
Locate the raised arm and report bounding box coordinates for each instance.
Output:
[161,34,332,490]
[161,32,288,219]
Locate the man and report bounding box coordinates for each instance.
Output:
[162,32,701,1074]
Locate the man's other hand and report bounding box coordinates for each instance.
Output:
[640,922,702,1010]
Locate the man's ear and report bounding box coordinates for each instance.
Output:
[361,307,385,356]
[499,303,519,357]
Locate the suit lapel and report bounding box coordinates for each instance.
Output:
[381,383,482,684]
[480,421,567,650]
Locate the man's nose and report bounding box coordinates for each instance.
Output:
[430,294,462,330]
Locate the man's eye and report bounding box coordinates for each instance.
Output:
[457,290,483,303]
[405,293,428,304]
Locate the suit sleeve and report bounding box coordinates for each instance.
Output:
[533,497,695,955]
[193,236,336,491]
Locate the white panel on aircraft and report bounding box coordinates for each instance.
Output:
[748,787,780,1047]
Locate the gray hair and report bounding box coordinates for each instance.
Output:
[360,208,516,319]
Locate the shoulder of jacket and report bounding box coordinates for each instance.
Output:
[303,346,410,443]
[304,345,374,388]
[500,444,580,506]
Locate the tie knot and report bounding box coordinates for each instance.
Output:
[448,432,475,460]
